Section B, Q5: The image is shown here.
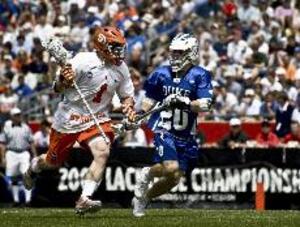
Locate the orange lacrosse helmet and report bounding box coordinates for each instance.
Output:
[93,26,126,65]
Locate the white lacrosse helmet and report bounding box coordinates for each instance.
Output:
[169,33,199,73]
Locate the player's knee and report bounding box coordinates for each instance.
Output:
[90,140,110,161]
[163,162,180,176]
[163,163,181,185]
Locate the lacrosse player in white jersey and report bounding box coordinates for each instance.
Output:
[24,26,136,214]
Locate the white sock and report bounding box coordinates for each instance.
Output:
[12,185,20,203]
[24,188,32,203]
[81,179,100,197]
[31,157,41,173]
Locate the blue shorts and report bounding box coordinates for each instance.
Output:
[153,132,199,172]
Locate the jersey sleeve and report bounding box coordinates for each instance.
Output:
[196,70,213,99]
[116,63,134,99]
[143,69,164,102]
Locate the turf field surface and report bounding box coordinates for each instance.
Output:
[1,208,300,227]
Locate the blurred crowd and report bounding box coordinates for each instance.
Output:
[0,0,300,147]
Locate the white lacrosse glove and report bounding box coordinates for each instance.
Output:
[198,98,212,112]
[164,94,191,109]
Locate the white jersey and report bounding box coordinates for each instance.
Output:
[52,52,134,133]
[2,120,33,152]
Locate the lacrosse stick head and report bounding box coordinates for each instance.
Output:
[42,37,69,65]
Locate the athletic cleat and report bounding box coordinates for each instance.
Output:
[135,167,151,199]
[75,196,102,215]
[132,196,147,218]
[23,169,36,190]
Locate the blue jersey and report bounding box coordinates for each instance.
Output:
[144,65,213,138]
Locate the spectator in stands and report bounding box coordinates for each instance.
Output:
[238,88,262,119]
[214,85,238,119]
[130,68,145,112]
[260,67,283,96]
[256,119,280,148]
[128,45,147,76]
[275,91,299,138]
[12,51,30,77]
[221,0,237,18]
[237,0,261,26]
[274,0,293,26]
[283,121,300,146]
[224,66,242,97]
[33,15,54,40]
[26,52,48,75]
[12,35,30,55]
[218,118,248,149]
[0,54,15,82]
[14,75,33,98]
[195,0,221,18]
[260,92,279,119]
[33,119,50,153]
[199,39,219,69]
[227,29,252,64]
[0,86,18,125]
[280,53,297,81]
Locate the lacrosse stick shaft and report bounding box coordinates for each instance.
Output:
[73,82,110,144]
[134,103,168,122]
[115,103,168,135]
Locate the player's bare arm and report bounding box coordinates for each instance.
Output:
[121,96,136,122]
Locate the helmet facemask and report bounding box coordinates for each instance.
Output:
[169,49,191,73]
[107,42,126,64]
[169,33,199,73]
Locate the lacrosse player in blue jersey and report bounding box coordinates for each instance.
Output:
[132,33,213,217]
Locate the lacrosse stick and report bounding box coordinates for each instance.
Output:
[134,102,168,122]
[113,102,169,135]
[42,37,110,144]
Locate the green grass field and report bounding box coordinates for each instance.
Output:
[1,208,300,227]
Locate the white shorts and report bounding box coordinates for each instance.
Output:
[5,150,31,177]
